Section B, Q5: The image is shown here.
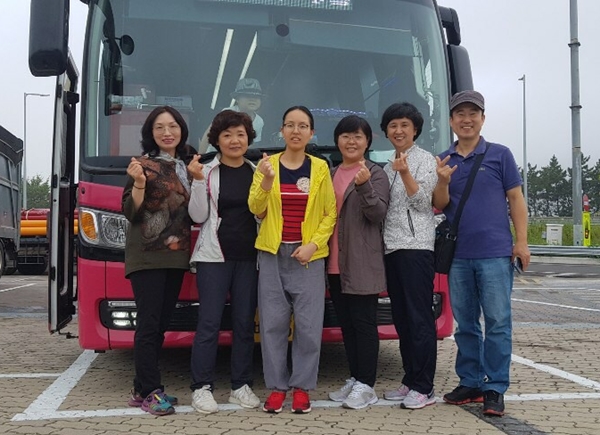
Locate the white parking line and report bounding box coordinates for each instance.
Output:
[0,283,35,293]
[11,346,600,421]
[0,373,59,378]
[12,350,98,421]
[512,355,600,390]
[512,298,600,313]
[514,287,589,291]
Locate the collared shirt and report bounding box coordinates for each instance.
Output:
[383,145,437,253]
[438,136,522,259]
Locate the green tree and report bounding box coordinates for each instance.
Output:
[526,163,542,217]
[538,155,569,216]
[26,175,51,209]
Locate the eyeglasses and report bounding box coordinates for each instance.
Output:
[282,123,311,132]
[153,124,181,134]
[339,133,366,141]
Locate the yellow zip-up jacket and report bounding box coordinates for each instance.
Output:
[248,153,337,261]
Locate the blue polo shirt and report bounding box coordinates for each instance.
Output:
[438,137,522,259]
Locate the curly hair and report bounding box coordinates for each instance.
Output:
[207,110,256,152]
[140,106,189,159]
[380,102,424,141]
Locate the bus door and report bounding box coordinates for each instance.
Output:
[47,53,79,333]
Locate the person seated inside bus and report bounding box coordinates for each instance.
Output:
[187,110,261,414]
[198,78,264,153]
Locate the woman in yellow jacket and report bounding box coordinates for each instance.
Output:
[249,105,336,414]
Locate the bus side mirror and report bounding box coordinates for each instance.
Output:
[447,45,473,95]
[438,7,461,46]
[29,0,70,77]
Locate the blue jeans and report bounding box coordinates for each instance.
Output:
[449,257,513,394]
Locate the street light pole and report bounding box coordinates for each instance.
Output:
[23,92,50,210]
[569,0,583,246]
[518,74,528,215]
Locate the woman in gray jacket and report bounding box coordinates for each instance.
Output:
[381,102,438,410]
[187,110,260,414]
[327,115,390,409]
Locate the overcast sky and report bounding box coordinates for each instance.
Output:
[1,0,599,179]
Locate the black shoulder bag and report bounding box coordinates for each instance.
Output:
[434,144,489,274]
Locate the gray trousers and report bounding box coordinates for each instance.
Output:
[258,243,325,391]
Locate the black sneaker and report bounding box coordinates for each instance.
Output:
[443,385,484,405]
[483,390,505,416]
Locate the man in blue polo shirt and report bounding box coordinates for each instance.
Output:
[433,90,530,417]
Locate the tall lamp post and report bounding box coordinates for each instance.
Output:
[569,0,583,246]
[518,74,528,214]
[23,92,50,209]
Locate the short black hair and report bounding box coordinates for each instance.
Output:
[380,102,424,141]
[282,105,314,130]
[207,110,256,152]
[140,106,189,159]
[334,115,373,150]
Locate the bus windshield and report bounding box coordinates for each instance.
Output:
[82,0,451,169]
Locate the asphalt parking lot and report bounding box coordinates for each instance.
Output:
[1,268,599,435]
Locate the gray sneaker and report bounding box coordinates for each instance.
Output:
[400,389,436,409]
[328,377,356,402]
[229,384,260,409]
[383,384,410,401]
[192,385,218,414]
[342,381,378,410]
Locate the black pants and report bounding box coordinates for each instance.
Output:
[385,249,437,394]
[129,268,185,397]
[191,260,258,391]
[328,274,379,387]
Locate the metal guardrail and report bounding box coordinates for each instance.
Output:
[529,245,600,257]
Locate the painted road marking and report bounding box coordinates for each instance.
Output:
[514,286,590,291]
[12,350,98,421]
[0,373,59,378]
[512,355,600,390]
[11,347,600,422]
[0,283,35,293]
[512,298,600,313]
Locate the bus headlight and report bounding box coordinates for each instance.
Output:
[79,208,128,249]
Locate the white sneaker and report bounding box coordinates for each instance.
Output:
[229,384,260,409]
[383,384,410,401]
[329,377,356,402]
[342,381,378,410]
[400,389,436,409]
[192,385,218,414]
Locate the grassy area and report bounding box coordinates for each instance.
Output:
[515,221,600,246]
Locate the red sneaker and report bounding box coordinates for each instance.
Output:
[263,391,286,413]
[292,388,311,414]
